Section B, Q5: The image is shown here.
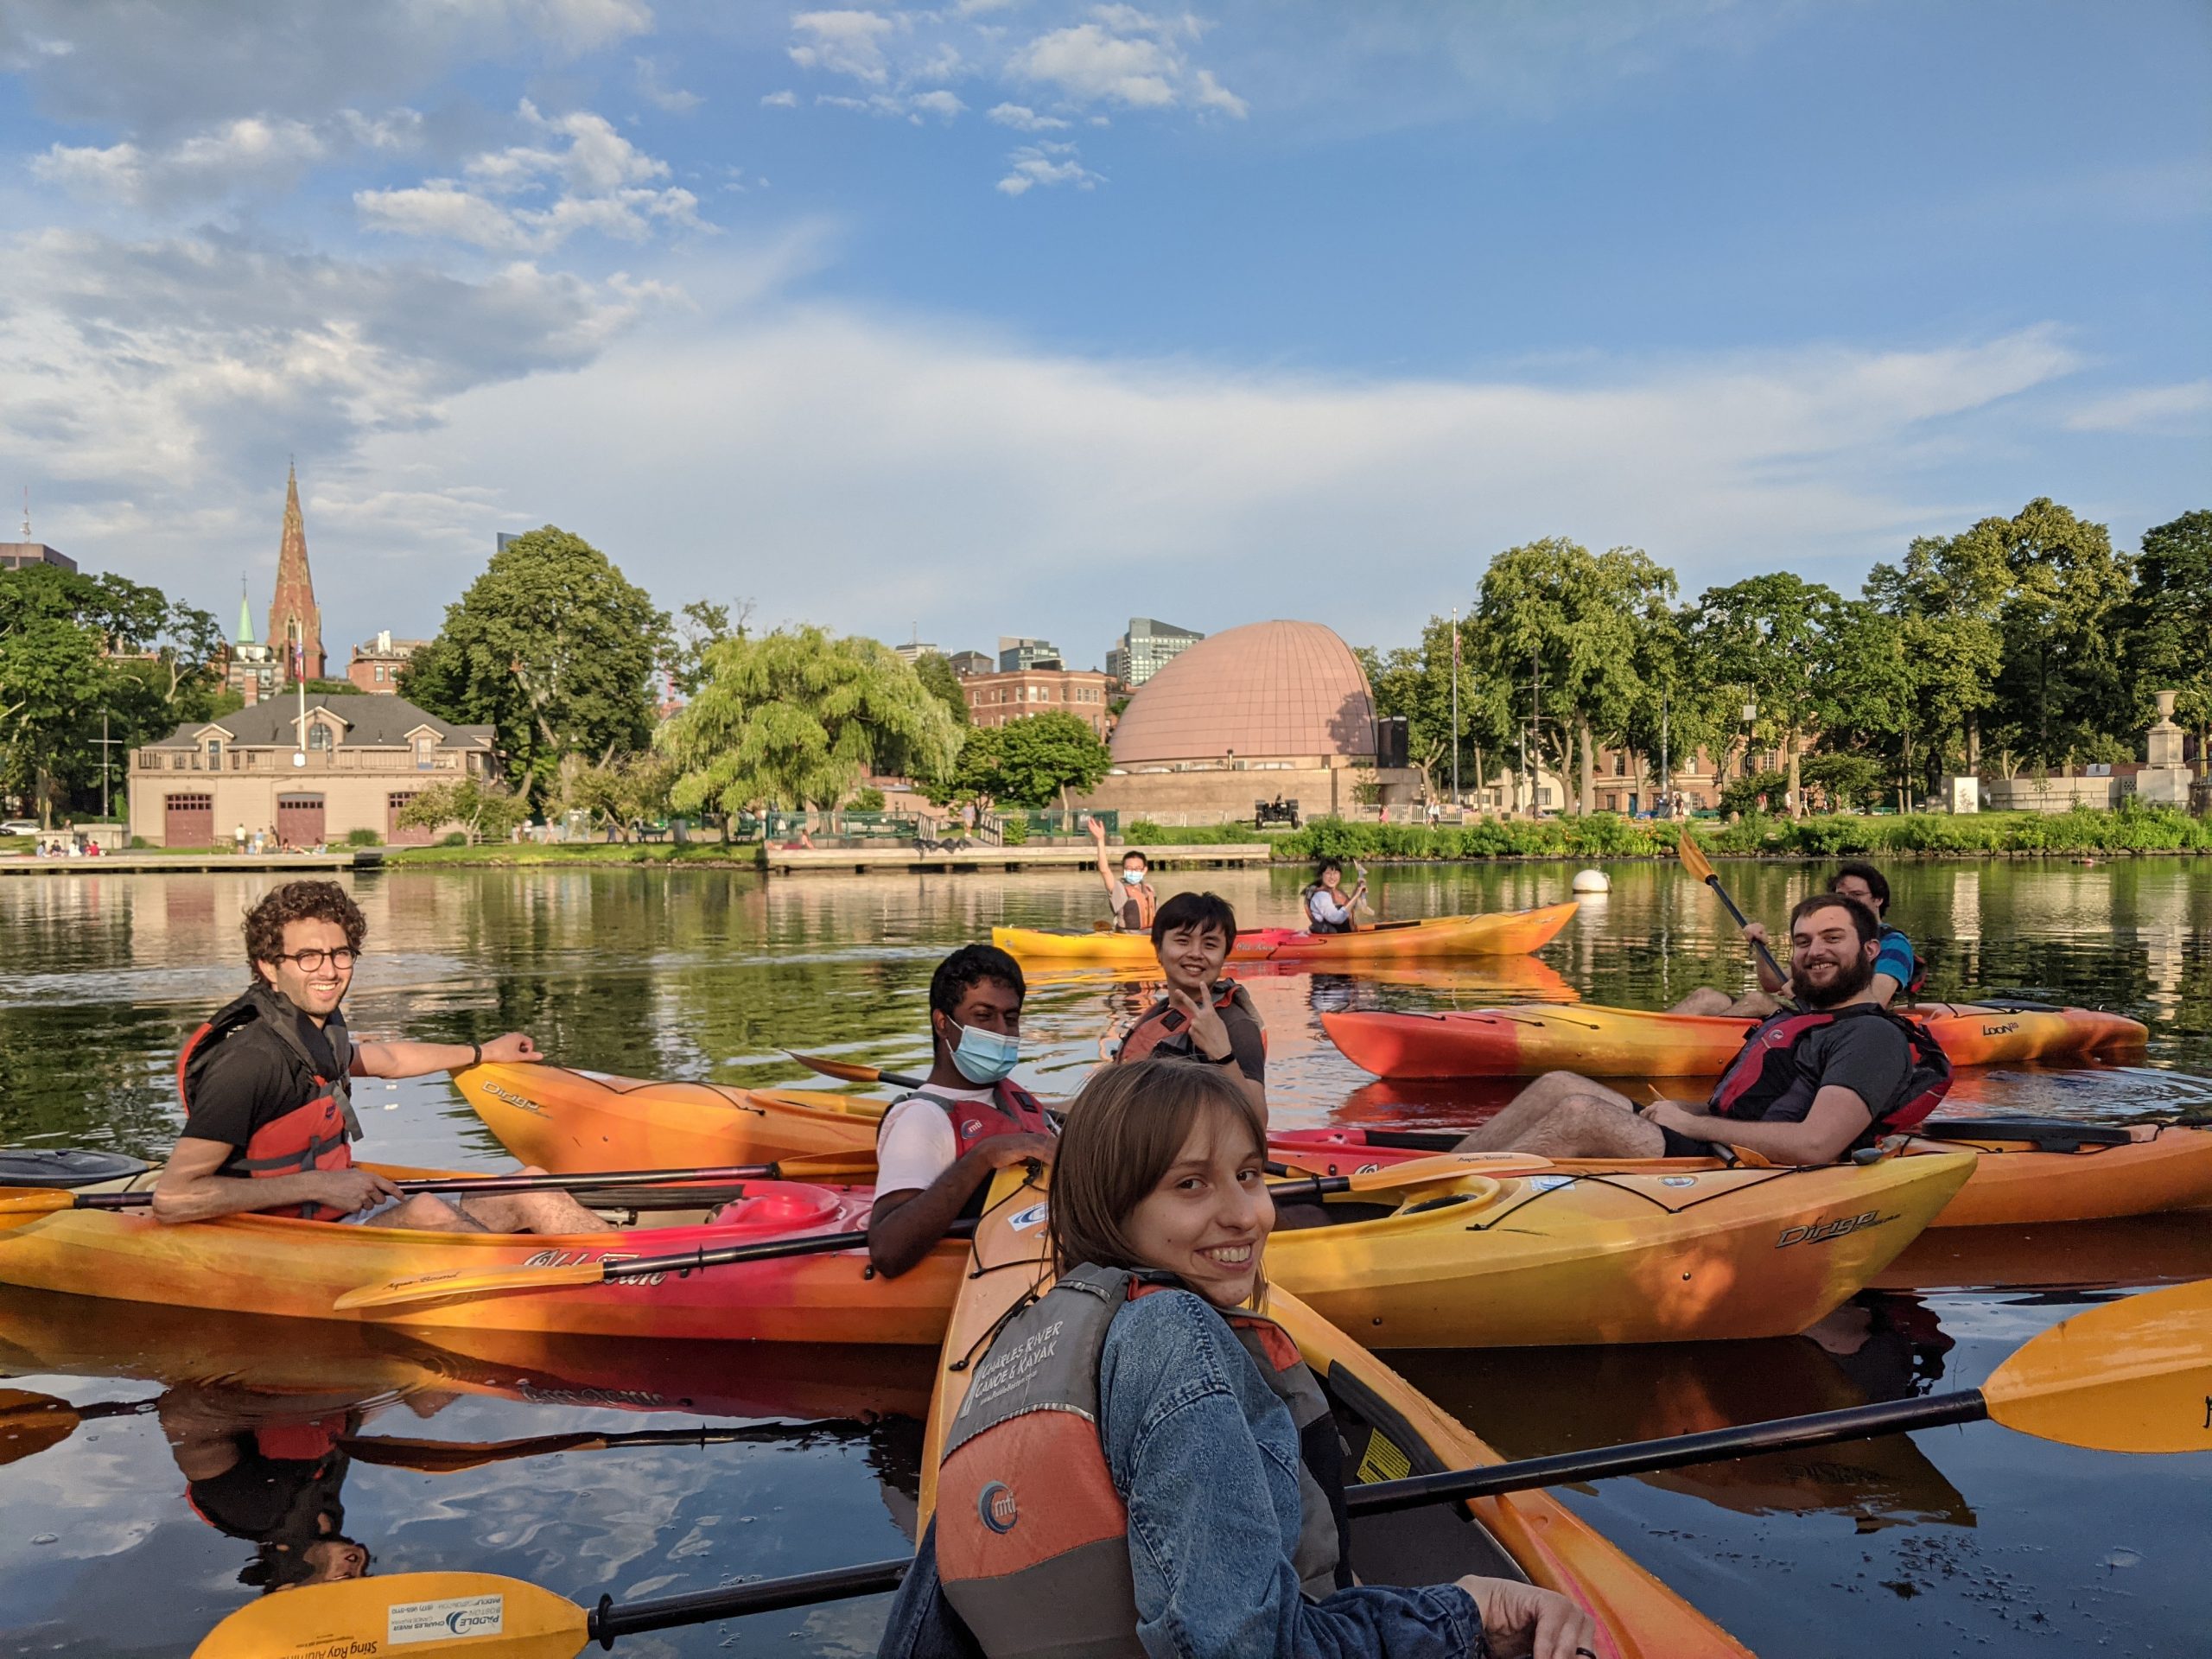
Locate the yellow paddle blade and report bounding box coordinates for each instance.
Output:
[193,1570,586,1659]
[1675,830,1716,884]
[0,1190,77,1227]
[1983,1277,2212,1455]
[783,1049,885,1084]
[772,1148,880,1182]
[333,1256,609,1313]
[0,1389,80,1465]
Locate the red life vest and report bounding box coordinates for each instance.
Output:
[890,1080,1054,1160]
[1708,1002,1951,1143]
[1116,981,1263,1065]
[177,988,359,1221]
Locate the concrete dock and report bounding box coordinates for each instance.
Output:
[0,850,372,876]
[763,842,1272,875]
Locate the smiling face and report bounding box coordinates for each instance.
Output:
[1831,872,1882,918]
[1155,919,1230,996]
[1789,900,1878,1008]
[254,918,354,1021]
[1122,1109,1274,1307]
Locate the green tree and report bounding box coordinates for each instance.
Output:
[1986,500,2133,769]
[930,721,1007,806]
[2124,509,2212,758]
[1687,573,1840,817]
[566,751,679,838]
[400,528,670,809]
[395,778,530,844]
[659,625,961,815]
[912,650,971,728]
[990,712,1114,810]
[666,598,750,696]
[1808,600,1916,810]
[1472,539,1673,813]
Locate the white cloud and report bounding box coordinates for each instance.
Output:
[633,56,702,113]
[30,111,422,208]
[996,142,1102,195]
[2063,380,2212,435]
[760,88,800,108]
[907,90,968,121]
[788,10,900,84]
[358,101,702,251]
[988,102,1070,130]
[1006,10,1245,116]
[816,90,966,124]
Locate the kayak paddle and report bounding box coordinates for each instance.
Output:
[0,1388,157,1464]
[784,1050,923,1089]
[1675,830,1789,989]
[329,1158,1538,1313]
[194,1275,2212,1658]
[0,1152,877,1223]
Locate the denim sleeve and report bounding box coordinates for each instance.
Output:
[1101,1293,1479,1659]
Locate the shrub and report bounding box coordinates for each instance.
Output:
[441,831,468,847]
[848,786,886,812]
[997,817,1028,846]
[345,828,382,848]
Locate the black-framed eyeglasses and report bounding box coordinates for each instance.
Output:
[276,948,359,972]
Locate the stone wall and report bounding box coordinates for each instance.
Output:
[1071,764,1423,825]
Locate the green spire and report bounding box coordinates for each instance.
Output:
[236,578,255,645]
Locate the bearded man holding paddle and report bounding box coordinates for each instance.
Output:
[1458,893,1950,1165]
[153,880,607,1234]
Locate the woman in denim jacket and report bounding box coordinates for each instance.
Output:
[883,1061,1596,1659]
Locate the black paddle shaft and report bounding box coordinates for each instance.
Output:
[70,1161,803,1211]
[1344,1389,1989,1516]
[1700,874,1789,987]
[592,1556,911,1643]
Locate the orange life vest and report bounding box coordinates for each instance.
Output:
[177,988,359,1221]
[1114,880,1157,933]
[1115,981,1263,1065]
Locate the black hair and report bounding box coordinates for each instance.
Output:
[1122,848,1149,870]
[1791,891,1877,947]
[929,944,1026,1025]
[1828,861,1890,915]
[1151,890,1239,951]
[1313,857,1344,878]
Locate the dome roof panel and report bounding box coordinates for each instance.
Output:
[1109,620,1377,765]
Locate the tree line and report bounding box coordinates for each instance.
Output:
[1357,501,2210,816]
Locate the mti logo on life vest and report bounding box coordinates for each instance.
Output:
[1008,1202,1050,1232]
[977,1480,1020,1533]
[1775,1209,1899,1249]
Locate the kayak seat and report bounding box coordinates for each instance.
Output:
[0,1148,150,1188]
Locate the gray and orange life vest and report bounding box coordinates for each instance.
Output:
[1708,1002,1950,1145]
[1114,882,1158,934]
[886,1082,1054,1161]
[1301,883,1353,935]
[935,1266,1344,1657]
[177,987,362,1220]
[1114,981,1262,1066]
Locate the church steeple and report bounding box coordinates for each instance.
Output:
[265,461,324,683]
[235,575,255,646]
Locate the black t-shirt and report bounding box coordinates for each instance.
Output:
[182,997,351,1177]
[1722,1012,1914,1128]
[1128,982,1267,1084]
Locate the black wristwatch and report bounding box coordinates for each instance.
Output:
[469,1040,483,1066]
[1200,1047,1237,1066]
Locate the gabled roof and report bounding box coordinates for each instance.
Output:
[148,696,491,750]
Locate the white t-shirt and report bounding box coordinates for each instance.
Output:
[874,1087,998,1197]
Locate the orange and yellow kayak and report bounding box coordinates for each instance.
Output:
[1322,1000,2150,1079]
[0,1147,1968,1350]
[922,1172,1755,1657]
[992,901,1580,966]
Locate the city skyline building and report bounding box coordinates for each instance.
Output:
[997,635,1065,672]
[1107,616,1205,688]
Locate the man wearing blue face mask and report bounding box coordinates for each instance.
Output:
[868,944,1058,1278]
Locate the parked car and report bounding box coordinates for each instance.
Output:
[1,819,40,836]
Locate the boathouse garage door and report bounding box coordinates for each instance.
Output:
[164,793,214,847]
[276,794,325,848]
[386,791,433,846]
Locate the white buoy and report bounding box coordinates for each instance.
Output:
[1572,868,1610,894]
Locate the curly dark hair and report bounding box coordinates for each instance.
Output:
[244,880,367,973]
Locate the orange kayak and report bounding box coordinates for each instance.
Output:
[463,1063,2212,1231]
[992,901,1580,965]
[1322,1000,2150,1079]
[1270,1120,2212,1230]
[0,1164,963,1344]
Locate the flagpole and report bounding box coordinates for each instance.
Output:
[1449,607,1460,812]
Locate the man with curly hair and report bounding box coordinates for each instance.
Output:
[153,880,607,1232]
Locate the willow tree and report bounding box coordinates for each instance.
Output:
[659,626,962,817]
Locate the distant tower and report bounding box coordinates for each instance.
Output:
[235,575,256,646]
[265,462,325,683]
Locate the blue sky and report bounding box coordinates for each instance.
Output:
[1,1,2205,671]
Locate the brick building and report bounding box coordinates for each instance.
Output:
[348,630,426,693]
[963,666,1117,736]
[129,695,494,848]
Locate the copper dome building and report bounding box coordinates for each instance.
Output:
[1076,620,1412,826]
[1109,620,1377,767]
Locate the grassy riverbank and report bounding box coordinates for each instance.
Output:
[1274,804,2212,861]
[382,840,759,868]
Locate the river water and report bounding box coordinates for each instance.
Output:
[0,858,2207,1656]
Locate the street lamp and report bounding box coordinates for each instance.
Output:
[1741,702,1758,778]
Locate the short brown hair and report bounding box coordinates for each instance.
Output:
[1790,890,1876,947]
[244,880,366,973]
[1047,1059,1268,1294]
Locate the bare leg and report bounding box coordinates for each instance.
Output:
[459,1166,613,1235]
[368,1194,490,1233]
[1480,1093,1669,1159]
[1668,988,1738,1015]
[1722,989,1782,1019]
[1455,1071,1641,1153]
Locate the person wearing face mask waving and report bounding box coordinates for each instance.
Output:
[868,944,1058,1279]
[1088,815,1158,932]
